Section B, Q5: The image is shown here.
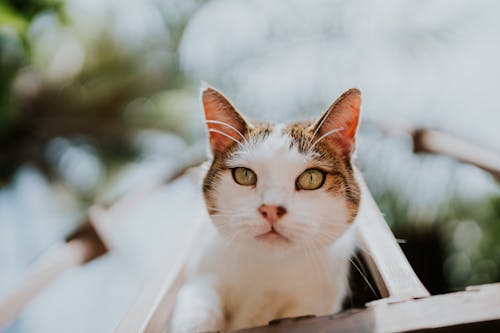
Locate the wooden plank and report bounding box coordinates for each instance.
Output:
[355,175,430,301]
[113,194,202,333]
[0,144,206,328]
[236,283,500,333]
[0,213,111,330]
[412,128,500,180]
[0,238,97,328]
[112,249,189,333]
[113,167,203,333]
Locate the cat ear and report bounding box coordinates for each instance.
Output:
[311,88,361,155]
[202,87,250,156]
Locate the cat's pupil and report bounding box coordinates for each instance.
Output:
[296,169,325,190]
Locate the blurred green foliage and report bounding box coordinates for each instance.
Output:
[375,188,500,291]
[0,0,63,127]
[2,0,63,22]
[0,0,203,180]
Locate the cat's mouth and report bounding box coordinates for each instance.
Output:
[255,227,290,243]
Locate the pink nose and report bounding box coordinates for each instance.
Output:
[258,204,287,224]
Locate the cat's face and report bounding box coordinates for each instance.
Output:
[202,87,361,254]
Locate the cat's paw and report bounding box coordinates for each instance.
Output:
[169,311,222,333]
[169,278,224,333]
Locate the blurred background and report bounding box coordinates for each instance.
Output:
[1,0,499,332]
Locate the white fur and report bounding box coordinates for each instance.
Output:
[169,126,357,332]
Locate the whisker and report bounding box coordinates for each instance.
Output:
[208,128,244,146]
[307,109,333,149]
[308,240,334,288]
[205,206,254,214]
[206,120,249,145]
[293,214,353,224]
[221,229,243,250]
[308,127,344,153]
[303,244,327,292]
[286,222,347,234]
[354,243,376,262]
[210,213,250,217]
[218,230,244,278]
[349,257,377,297]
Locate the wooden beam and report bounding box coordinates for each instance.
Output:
[412,128,500,180]
[0,227,106,328]
[112,250,189,333]
[0,143,206,328]
[236,283,500,333]
[355,175,430,301]
[113,174,202,333]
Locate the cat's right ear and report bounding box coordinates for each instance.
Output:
[202,87,249,156]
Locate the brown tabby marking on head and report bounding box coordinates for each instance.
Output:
[203,122,274,214]
[285,122,360,223]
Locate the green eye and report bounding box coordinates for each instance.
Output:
[232,167,257,186]
[296,169,325,190]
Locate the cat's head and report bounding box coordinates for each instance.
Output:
[201,87,361,254]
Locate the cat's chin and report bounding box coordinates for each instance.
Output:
[251,230,297,254]
[255,229,290,244]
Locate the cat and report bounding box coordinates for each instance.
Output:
[169,87,362,332]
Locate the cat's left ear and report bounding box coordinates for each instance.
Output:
[202,87,250,156]
[311,88,361,155]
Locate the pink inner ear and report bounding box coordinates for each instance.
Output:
[202,88,248,155]
[316,89,361,154]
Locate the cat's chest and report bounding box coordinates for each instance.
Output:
[220,269,340,331]
[217,253,338,327]
[223,287,300,330]
[218,251,320,294]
